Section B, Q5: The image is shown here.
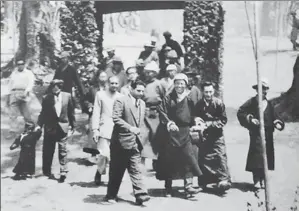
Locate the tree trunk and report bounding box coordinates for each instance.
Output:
[1,1,62,78]
[271,56,299,122]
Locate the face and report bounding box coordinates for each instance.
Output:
[144,46,153,52]
[17,63,25,71]
[52,84,61,95]
[61,57,68,64]
[127,68,138,81]
[144,70,156,82]
[99,72,108,83]
[167,69,177,79]
[107,51,115,58]
[257,88,268,99]
[203,85,214,101]
[131,84,145,99]
[113,62,122,72]
[174,79,186,94]
[108,77,119,92]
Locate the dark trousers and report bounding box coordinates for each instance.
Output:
[42,132,68,175]
[107,143,147,198]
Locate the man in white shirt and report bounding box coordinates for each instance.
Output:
[92,76,122,185]
[6,60,36,139]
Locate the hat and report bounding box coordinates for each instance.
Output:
[151,36,157,43]
[17,60,25,65]
[144,42,155,48]
[106,48,115,53]
[166,64,177,71]
[144,61,159,73]
[252,78,269,90]
[50,79,64,86]
[112,56,123,63]
[164,46,172,51]
[163,31,172,37]
[167,50,178,59]
[60,51,70,58]
[174,73,188,84]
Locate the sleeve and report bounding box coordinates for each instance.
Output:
[67,94,76,129]
[205,100,228,129]
[72,67,85,97]
[37,96,47,128]
[175,41,184,58]
[157,95,174,126]
[91,92,102,131]
[237,98,254,129]
[112,98,132,131]
[25,71,36,92]
[82,88,94,115]
[10,136,21,150]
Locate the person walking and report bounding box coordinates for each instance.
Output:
[36,79,75,183]
[120,66,139,96]
[237,79,284,189]
[91,76,122,185]
[156,73,203,198]
[105,80,150,205]
[6,60,36,139]
[194,81,231,194]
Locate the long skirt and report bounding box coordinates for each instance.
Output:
[13,146,36,175]
[156,126,200,180]
[197,135,231,185]
[246,129,274,172]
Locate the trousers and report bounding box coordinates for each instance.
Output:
[42,131,68,175]
[96,138,110,174]
[107,142,147,198]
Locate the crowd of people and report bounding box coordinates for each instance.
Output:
[5,30,285,206]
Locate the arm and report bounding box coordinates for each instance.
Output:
[10,136,21,150]
[72,67,85,97]
[112,98,133,131]
[237,98,254,129]
[67,94,76,129]
[205,101,228,129]
[91,92,102,132]
[25,71,36,93]
[157,95,174,128]
[37,96,47,128]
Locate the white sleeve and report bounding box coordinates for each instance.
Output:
[25,70,36,92]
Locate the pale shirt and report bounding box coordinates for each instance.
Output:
[92,90,122,139]
[54,93,62,117]
[8,69,35,93]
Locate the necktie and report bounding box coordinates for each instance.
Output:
[135,99,139,108]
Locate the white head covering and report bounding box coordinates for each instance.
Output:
[166,64,177,71]
[174,73,188,84]
[144,61,159,73]
[252,78,269,89]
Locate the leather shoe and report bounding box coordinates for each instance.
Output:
[185,186,200,195]
[44,173,56,180]
[104,196,117,204]
[135,194,150,205]
[59,175,66,183]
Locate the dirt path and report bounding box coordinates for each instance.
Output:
[1,112,298,211]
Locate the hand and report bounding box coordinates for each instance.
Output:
[169,123,179,132]
[88,107,93,114]
[130,127,141,135]
[251,118,260,126]
[67,129,74,137]
[34,126,41,132]
[93,130,100,143]
[190,125,205,132]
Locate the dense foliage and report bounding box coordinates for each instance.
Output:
[183,1,225,98]
[60,1,100,85]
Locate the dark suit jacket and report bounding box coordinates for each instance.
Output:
[37,92,75,136]
[111,94,146,150]
[53,64,85,96]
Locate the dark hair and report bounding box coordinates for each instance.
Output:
[201,81,215,90]
[131,80,146,89]
[126,66,137,75]
[90,70,105,86]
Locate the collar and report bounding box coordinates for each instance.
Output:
[203,98,213,106]
[129,94,140,107]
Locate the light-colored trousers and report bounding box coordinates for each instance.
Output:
[96,137,110,174]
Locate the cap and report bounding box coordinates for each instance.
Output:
[174,73,188,84]
[163,31,172,37]
[17,60,25,65]
[144,61,159,73]
[166,64,177,71]
[252,78,269,90]
[112,56,123,63]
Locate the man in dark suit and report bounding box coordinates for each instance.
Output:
[36,79,75,183]
[105,80,150,205]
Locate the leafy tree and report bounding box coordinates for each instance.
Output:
[183,1,225,99]
[60,1,100,86]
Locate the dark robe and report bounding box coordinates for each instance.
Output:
[237,96,283,172]
[194,97,231,185]
[156,90,202,180]
[10,130,42,175]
